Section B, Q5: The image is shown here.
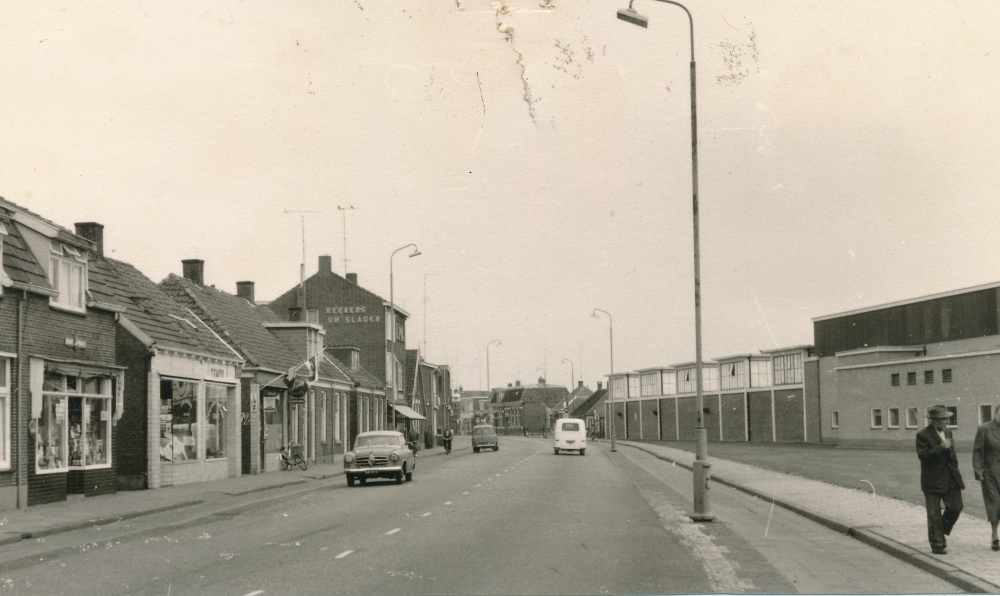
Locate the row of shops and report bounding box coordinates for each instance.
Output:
[0,197,450,510]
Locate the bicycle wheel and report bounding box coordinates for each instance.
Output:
[294,454,308,471]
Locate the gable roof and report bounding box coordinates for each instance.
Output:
[0,211,52,291]
[102,258,239,360]
[571,388,608,418]
[325,353,382,389]
[159,273,301,373]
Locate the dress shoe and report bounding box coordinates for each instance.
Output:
[932,548,947,555]
[992,539,999,551]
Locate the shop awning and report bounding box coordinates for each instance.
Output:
[391,404,426,420]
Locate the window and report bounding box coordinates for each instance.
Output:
[721,362,745,391]
[611,377,627,400]
[946,406,958,428]
[661,371,676,395]
[831,411,839,429]
[0,358,9,469]
[640,373,658,397]
[703,367,719,392]
[48,244,87,312]
[891,373,900,387]
[773,353,804,385]
[334,392,342,444]
[677,370,695,394]
[924,370,934,384]
[628,376,640,398]
[205,383,233,459]
[888,408,900,429]
[750,359,771,388]
[907,372,917,386]
[942,369,953,383]
[160,379,198,462]
[870,408,883,429]
[320,391,327,443]
[41,370,113,473]
[980,404,993,425]
[906,407,919,429]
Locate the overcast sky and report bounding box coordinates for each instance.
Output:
[2,0,998,393]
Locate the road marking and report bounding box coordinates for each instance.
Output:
[386,528,401,535]
[335,550,353,559]
[422,512,432,517]
[476,484,482,487]
[244,591,265,596]
[462,492,469,495]
[444,501,452,505]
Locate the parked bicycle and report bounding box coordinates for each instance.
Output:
[279,444,307,471]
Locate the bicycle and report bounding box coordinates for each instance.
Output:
[279,444,307,471]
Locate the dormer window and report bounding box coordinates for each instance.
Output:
[49,243,87,312]
[0,221,10,288]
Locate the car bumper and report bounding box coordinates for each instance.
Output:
[555,441,585,449]
[345,466,403,478]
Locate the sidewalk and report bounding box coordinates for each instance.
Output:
[0,444,455,547]
[615,440,1000,594]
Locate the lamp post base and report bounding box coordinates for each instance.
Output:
[690,441,714,522]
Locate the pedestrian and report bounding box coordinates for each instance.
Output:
[973,404,1000,551]
[916,404,965,555]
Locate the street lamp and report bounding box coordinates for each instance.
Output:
[591,309,615,453]
[617,0,713,522]
[390,243,421,429]
[486,339,501,392]
[561,358,575,389]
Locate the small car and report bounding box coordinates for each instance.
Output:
[554,418,586,455]
[344,430,415,486]
[471,424,498,453]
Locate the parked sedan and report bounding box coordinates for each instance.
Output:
[344,431,415,486]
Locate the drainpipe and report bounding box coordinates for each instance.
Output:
[15,291,25,509]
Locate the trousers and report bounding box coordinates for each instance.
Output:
[924,488,963,550]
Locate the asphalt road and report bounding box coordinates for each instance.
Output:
[0,437,962,595]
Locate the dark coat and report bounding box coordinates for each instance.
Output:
[916,425,965,494]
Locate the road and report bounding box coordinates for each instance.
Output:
[0,437,960,595]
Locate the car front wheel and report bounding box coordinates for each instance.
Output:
[404,462,413,482]
[493,445,498,452]
[474,447,479,453]
[347,475,355,487]
[554,448,559,455]
[580,449,586,456]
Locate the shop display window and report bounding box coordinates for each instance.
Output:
[205,383,232,459]
[160,379,198,462]
[40,371,112,473]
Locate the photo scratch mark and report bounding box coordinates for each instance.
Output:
[861,479,875,496]
[491,0,537,121]
[722,15,741,31]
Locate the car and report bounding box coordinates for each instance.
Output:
[344,430,415,486]
[471,424,498,453]
[553,418,586,455]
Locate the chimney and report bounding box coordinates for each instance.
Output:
[598,381,603,390]
[515,380,520,387]
[578,380,583,388]
[288,307,302,321]
[182,259,204,285]
[74,222,104,258]
[538,377,545,384]
[346,273,358,285]
[236,281,255,303]
[319,255,332,274]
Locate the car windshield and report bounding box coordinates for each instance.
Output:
[355,435,402,449]
[561,422,580,432]
[475,428,491,436]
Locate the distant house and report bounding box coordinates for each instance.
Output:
[553,381,594,418]
[454,387,490,434]
[489,378,568,435]
[571,382,608,438]
[404,349,452,447]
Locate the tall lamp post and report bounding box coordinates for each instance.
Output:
[561,358,575,391]
[486,339,501,392]
[390,244,421,429]
[591,309,615,452]
[616,0,713,522]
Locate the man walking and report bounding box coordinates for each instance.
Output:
[917,405,965,555]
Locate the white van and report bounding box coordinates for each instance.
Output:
[553,418,587,455]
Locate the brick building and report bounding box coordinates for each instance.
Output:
[404,349,452,447]
[0,199,125,508]
[489,379,568,436]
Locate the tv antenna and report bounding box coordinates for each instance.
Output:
[284,209,322,302]
[337,205,354,276]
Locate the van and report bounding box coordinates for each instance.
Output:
[472,425,498,453]
[553,418,587,455]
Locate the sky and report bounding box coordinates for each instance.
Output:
[1,0,998,394]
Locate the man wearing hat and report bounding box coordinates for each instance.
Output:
[916,405,965,555]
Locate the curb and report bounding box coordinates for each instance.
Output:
[616,441,1000,594]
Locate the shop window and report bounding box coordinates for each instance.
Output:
[160,379,198,462]
[831,411,839,429]
[0,359,9,469]
[870,408,883,429]
[205,383,233,459]
[891,373,900,387]
[942,369,953,383]
[980,404,993,425]
[906,407,919,429]
[907,372,917,386]
[888,408,900,429]
[48,244,87,312]
[924,370,934,384]
[41,371,112,473]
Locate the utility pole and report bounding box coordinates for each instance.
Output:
[337,206,354,276]
[284,209,322,310]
